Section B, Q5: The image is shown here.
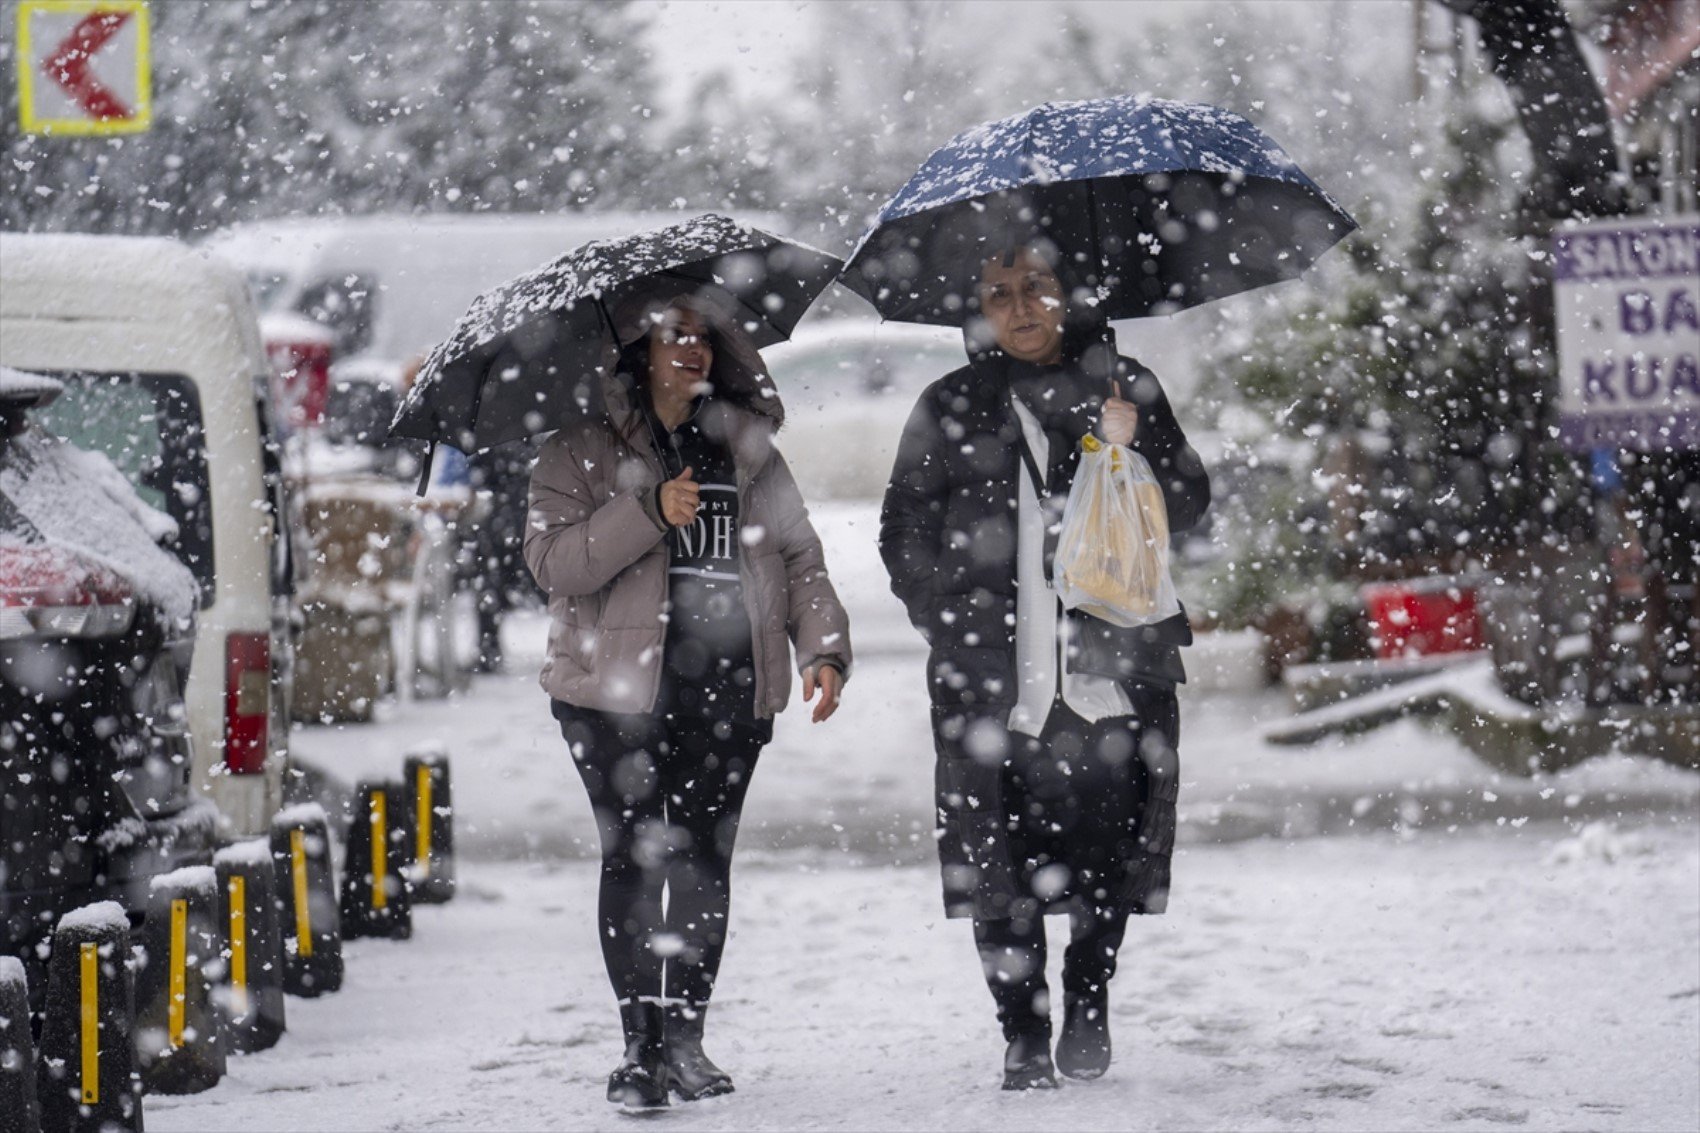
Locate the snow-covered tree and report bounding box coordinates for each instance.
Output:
[1,0,666,235]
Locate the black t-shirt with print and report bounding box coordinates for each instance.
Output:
[649,401,765,735]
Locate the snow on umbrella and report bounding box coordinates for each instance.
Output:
[390,213,842,455]
[840,95,1357,326]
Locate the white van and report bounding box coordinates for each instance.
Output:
[0,234,292,836]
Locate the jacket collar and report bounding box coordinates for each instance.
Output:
[606,378,775,480]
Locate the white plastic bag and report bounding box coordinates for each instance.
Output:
[1053,436,1181,627]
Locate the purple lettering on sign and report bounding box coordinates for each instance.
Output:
[1668,288,1698,334]
[1553,222,1700,282]
[1675,355,1700,398]
[1624,357,1662,400]
[1619,291,1656,335]
[1561,410,1699,452]
[1583,358,1617,402]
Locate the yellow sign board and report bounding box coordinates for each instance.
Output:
[16,0,152,135]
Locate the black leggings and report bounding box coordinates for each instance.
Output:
[554,702,764,1008]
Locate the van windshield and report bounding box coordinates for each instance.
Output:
[32,372,214,607]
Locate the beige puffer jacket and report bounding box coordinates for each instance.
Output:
[523,380,851,717]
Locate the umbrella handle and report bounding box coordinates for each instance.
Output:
[1082,179,1120,395]
[415,441,436,498]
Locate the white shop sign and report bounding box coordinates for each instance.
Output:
[1552,215,1699,453]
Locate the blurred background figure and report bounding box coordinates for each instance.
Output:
[462,440,542,674]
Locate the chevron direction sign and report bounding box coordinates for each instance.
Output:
[17,0,152,135]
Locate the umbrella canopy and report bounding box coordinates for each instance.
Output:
[840,95,1356,325]
[391,213,842,451]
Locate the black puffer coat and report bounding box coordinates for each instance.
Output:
[880,341,1210,919]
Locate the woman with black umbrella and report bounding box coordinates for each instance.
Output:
[880,237,1211,1090]
[524,290,850,1109]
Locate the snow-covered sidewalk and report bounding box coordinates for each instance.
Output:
[150,821,1698,1131]
[179,499,1697,1130]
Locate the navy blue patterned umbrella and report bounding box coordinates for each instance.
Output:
[841,95,1356,325]
[392,213,841,453]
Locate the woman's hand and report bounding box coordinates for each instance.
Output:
[659,466,700,526]
[1098,380,1138,446]
[802,663,843,723]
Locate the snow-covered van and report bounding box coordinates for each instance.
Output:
[0,234,293,836]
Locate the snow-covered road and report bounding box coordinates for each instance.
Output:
[150,502,1699,1130]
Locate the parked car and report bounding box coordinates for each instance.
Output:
[761,319,964,501]
[1,367,213,990]
[0,234,295,837]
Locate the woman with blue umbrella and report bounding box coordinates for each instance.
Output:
[850,96,1353,1090]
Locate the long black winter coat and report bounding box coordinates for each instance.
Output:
[880,344,1211,919]
[880,348,1210,701]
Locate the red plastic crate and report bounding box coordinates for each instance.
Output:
[1360,577,1483,660]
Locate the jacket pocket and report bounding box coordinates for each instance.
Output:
[554,592,605,673]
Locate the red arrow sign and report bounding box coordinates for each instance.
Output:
[44,10,133,120]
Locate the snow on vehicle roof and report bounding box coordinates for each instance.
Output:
[206,210,782,364]
[0,233,257,333]
[0,428,199,625]
[765,316,963,352]
[0,365,64,405]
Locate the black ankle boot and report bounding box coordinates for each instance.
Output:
[664,1003,734,1100]
[607,1001,669,1108]
[1056,990,1111,1080]
[1002,1029,1057,1091]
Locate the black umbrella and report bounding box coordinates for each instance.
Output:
[391,213,842,457]
[840,95,1356,327]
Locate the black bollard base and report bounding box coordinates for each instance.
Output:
[269,803,344,997]
[37,902,142,1132]
[1,956,41,1133]
[403,749,456,905]
[213,841,288,1053]
[339,780,413,941]
[134,866,225,1095]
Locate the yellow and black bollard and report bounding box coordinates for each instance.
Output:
[134,866,225,1094]
[339,780,413,940]
[213,841,288,1052]
[404,749,456,904]
[1,956,40,1133]
[36,902,142,1132]
[268,803,343,997]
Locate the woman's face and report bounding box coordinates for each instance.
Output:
[646,305,714,402]
[977,248,1066,365]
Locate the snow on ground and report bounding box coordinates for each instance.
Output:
[146,500,1699,1130]
[149,823,1699,1132]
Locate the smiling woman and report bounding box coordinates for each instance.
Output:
[522,285,851,1110]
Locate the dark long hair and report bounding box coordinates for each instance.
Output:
[614,324,767,441]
